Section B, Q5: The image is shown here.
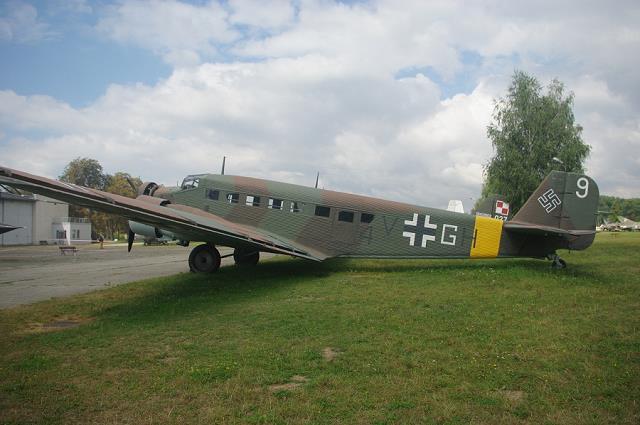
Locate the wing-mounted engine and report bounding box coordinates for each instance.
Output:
[127,194,176,251]
[139,182,160,196]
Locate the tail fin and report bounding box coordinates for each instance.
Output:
[504,171,599,251]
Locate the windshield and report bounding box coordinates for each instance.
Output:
[181,174,206,190]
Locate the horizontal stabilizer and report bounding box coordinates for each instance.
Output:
[504,222,595,237]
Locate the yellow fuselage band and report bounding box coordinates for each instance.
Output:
[470,216,503,258]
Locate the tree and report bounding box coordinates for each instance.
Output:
[59,158,142,239]
[599,195,640,222]
[59,157,108,189]
[102,172,142,239]
[59,157,107,231]
[483,71,591,214]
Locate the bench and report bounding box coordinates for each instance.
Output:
[59,246,78,256]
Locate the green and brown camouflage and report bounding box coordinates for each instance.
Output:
[0,166,599,272]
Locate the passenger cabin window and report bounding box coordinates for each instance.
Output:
[361,212,375,223]
[226,193,239,204]
[206,189,219,200]
[246,195,261,207]
[290,201,303,213]
[315,205,331,218]
[338,211,354,222]
[181,176,200,189]
[268,198,283,210]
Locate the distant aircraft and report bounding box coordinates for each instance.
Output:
[0,223,20,235]
[0,166,599,271]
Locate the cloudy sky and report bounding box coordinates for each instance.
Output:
[1,0,639,209]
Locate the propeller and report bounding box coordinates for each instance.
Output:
[125,177,138,193]
[127,227,135,252]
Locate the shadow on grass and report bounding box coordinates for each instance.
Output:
[94,258,329,323]
[93,255,579,325]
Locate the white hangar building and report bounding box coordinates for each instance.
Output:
[0,190,92,246]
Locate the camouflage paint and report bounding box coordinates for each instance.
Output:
[0,166,599,262]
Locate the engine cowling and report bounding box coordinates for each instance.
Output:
[139,182,160,196]
[128,221,175,240]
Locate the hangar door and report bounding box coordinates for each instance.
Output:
[1,200,33,245]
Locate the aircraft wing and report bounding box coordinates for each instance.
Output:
[0,223,21,235]
[0,166,326,261]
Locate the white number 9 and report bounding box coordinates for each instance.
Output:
[576,177,589,199]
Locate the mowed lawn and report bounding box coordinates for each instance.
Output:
[1,233,639,424]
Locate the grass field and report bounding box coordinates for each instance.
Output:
[1,233,639,424]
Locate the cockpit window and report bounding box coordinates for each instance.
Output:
[181,176,200,190]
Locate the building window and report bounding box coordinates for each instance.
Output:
[315,205,331,218]
[206,189,220,200]
[72,229,80,239]
[246,195,261,206]
[268,198,283,210]
[227,193,239,204]
[361,213,375,223]
[56,230,66,239]
[290,201,303,213]
[338,211,354,222]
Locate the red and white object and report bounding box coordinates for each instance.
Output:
[495,200,510,216]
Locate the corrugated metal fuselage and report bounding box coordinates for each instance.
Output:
[163,174,516,260]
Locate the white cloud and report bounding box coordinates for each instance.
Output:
[0,58,499,209]
[1,0,639,204]
[229,0,294,29]
[96,0,238,66]
[0,1,54,43]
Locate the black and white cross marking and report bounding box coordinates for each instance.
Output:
[402,213,437,247]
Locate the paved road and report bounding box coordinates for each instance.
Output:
[0,243,238,309]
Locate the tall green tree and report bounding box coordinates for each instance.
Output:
[483,71,591,213]
[59,158,141,239]
[59,157,107,231]
[101,172,143,239]
[599,195,640,222]
[59,157,108,189]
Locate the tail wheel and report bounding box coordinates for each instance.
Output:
[233,249,260,267]
[549,253,567,269]
[188,244,221,273]
[552,257,567,269]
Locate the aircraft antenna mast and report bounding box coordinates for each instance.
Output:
[315,172,320,189]
[221,156,226,175]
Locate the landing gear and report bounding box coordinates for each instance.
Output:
[188,244,221,273]
[548,253,567,269]
[233,248,260,267]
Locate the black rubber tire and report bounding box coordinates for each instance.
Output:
[552,257,567,269]
[188,244,221,273]
[233,249,260,267]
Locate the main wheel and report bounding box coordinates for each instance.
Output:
[188,244,221,273]
[551,257,567,269]
[233,248,260,267]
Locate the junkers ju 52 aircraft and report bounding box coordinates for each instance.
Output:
[0,166,598,271]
